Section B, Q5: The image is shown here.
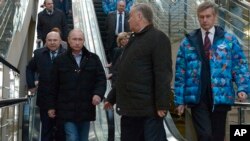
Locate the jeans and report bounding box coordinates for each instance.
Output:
[64,121,90,141]
[106,109,115,141]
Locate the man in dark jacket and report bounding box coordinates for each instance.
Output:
[47,29,107,141]
[26,31,66,141]
[37,0,68,43]
[104,3,172,141]
[105,0,130,62]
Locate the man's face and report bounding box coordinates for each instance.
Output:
[117,1,126,13]
[46,32,61,51]
[68,30,84,53]
[44,0,54,11]
[198,8,217,31]
[128,8,140,32]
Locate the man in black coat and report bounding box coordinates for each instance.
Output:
[105,0,130,62]
[37,0,68,44]
[26,31,66,141]
[47,29,107,141]
[104,3,172,141]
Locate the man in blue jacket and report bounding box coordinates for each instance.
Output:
[175,1,250,141]
[102,0,134,14]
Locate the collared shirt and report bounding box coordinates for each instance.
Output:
[115,11,125,35]
[50,50,58,60]
[46,9,54,15]
[72,51,83,67]
[201,26,215,44]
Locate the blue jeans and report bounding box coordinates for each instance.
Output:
[64,121,90,141]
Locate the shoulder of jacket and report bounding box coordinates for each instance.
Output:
[34,47,47,54]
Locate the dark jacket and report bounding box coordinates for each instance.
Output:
[107,25,173,117]
[37,8,68,42]
[53,0,69,15]
[105,11,130,51]
[47,47,107,122]
[26,46,66,109]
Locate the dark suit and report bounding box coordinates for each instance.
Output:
[26,46,66,141]
[37,8,68,43]
[105,11,130,61]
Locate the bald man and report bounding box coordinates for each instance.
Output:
[47,29,106,141]
[26,31,67,141]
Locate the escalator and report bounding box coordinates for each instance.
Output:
[0,0,15,57]
[93,0,107,49]
[1,0,249,140]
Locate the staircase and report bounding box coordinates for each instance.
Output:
[0,0,15,57]
[93,0,107,48]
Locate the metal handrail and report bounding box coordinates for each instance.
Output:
[0,56,19,73]
[234,99,250,125]
[0,97,28,108]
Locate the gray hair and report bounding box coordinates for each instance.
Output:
[197,1,218,16]
[132,3,153,24]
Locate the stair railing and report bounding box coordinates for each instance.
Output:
[0,56,27,141]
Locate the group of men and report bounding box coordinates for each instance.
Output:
[26,0,249,141]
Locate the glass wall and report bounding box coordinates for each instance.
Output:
[0,58,22,141]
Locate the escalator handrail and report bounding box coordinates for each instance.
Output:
[0,56,20,73]
[0,97,28,108]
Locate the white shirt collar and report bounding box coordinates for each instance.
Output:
[201,26,215,35]
[201,26,215,43]
[117,11,124,15]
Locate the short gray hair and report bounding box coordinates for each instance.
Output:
[132,3,153,24]
[197,1,218,16]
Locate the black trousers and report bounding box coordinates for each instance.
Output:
[191,102,228,141]
[120,116,167,141]
[40,109,55,141]
[40,109,65,141]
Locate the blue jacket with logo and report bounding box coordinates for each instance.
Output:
[174,26,250,106]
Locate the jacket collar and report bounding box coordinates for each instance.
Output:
[186,25,225,41]
[42,45,66,54]
[67,46,92,68]
[67,46,91,58]
[185,26,225,60]
[134,24,154,36]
